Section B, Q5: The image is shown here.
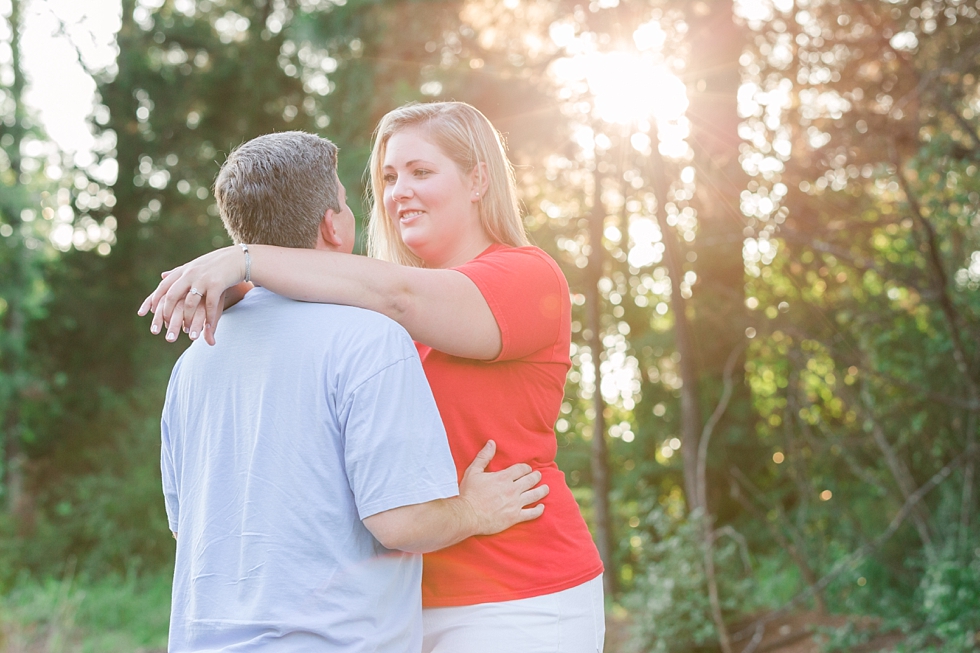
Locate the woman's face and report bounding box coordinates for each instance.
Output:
[381,127,489,268]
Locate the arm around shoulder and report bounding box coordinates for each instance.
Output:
[234,247,503,360]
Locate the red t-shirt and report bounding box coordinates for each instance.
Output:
[418,243,603,607]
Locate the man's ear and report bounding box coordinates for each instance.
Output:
[317,209,342,249]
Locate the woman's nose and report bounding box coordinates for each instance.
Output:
[391,176,413,200]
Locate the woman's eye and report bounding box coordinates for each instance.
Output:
[383,174,396,184]
[414,169,431,177]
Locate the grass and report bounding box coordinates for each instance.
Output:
[0,568,171,653]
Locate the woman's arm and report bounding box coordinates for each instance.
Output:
[140,245,502,360]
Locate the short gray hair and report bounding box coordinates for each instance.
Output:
[215,131,340,248]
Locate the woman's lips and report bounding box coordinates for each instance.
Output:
[399,209,424,225]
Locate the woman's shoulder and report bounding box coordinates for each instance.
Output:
[471,243,565,279]
[458,244,568,298]
[478,242,554,260]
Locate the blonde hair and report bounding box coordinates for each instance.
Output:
[367,101,529,266]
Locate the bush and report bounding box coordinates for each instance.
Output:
[623,508,753,653]
[7,389,175,582]
[898,547,980,653]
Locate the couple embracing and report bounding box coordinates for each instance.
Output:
[141,102,605,652]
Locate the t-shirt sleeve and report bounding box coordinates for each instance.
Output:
[339,352,459,520]
[456,247,568,362]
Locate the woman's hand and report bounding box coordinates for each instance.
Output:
[137,246,246,343]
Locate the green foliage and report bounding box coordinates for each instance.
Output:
[4,2,980,649]
[0,570,171,652]
[3,386,174,582]
[899,548,980,653]
[726,0,980,642]
[819,546,980,653]
[751,551,804,609]
[623,509,753,653]
[817,619,887,653]
[0,0,60,517]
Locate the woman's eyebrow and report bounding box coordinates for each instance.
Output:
[385,159,435,169]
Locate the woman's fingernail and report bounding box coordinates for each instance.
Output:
[151,324,160,334]
[190,331,198,340]
[166,332,176,342]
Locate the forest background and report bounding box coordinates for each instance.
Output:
[1,0,979,651]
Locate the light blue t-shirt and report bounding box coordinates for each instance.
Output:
[161,288,459,653]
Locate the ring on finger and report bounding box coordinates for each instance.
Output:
[190,287,203,297]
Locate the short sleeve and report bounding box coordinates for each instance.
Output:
[455,246,568,362]
[340,354,459,520]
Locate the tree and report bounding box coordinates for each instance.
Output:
[19,0,343,573]
[0,0,54,532]
[725,0,980,644]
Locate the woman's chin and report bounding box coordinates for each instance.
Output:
[399,233,431,260]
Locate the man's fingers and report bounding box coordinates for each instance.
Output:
[518,503,546,522]
[512,470,542,492]
[465,440,497,475]
[521,484,549,506]
[501,462,532,481]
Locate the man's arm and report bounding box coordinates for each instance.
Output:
[362,440,549,554]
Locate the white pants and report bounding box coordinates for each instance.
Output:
[421,575,605,653]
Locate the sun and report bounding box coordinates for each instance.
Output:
[584,52,688,125]
[550,18,689,128]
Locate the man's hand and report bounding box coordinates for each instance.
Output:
[458,440,549,536]
[362,441,548,553]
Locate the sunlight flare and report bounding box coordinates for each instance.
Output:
[585,52,688,125]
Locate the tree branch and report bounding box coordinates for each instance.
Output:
[858,384,934,547]
[889,140,980,407]
[732,452,965,643]
[697,341,749,510]
[729,468,826,613]
[694,340,747,653]
[893,39,980,114]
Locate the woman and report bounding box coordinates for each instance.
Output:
[141,101,605,652]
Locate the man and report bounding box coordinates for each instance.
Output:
[160,132,547,652]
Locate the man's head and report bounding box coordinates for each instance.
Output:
[215,131,355,253]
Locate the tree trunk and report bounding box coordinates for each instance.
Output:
[587,165,616,598]
[645,122,702,511]
[684,0,751,510]
[959,411,977,559]
[2,0,28,525]
[860,387,934,549]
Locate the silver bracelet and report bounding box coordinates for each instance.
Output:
[239,243,251,283]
